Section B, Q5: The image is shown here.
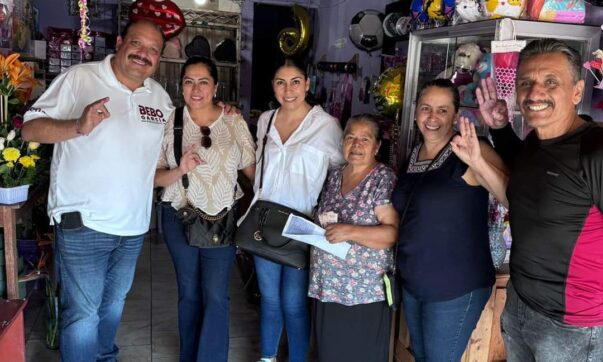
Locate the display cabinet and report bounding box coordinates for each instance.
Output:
[398,19,601,161]
[118,2,241,106]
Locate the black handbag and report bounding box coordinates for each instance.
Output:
[234,110,312,269]
[176,203,238,248]
[173,106,237,248]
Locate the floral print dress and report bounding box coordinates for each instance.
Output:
[308,163,397,306]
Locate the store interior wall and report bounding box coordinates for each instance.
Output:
[240,0,389,120]
[27,1,603,121]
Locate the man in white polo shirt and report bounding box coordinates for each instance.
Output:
[22,20,171,362]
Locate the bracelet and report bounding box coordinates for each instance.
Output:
[75,118,84,136]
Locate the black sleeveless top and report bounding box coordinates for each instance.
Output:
[392,143,495,302]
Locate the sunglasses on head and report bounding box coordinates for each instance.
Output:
[200,126,212,148]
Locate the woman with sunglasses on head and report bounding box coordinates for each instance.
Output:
[154,56,256,362]
[252,57,345,362]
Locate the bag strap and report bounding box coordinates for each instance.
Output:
[258,110,278,192]
[173,106,189,189]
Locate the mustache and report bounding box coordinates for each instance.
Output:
[522,99,553,108]
[128,54,152,66]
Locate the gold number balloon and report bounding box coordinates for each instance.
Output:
[278,5,311,56]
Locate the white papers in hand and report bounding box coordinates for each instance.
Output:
[282,214,351,260]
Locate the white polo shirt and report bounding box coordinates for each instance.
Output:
[254,106,345,216]
[24,55,173,236]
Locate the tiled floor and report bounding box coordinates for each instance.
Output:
[23,233,261,361]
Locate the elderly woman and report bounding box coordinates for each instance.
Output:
[155,56,255,362]
[392,78,508,361]
[309,114,399,362]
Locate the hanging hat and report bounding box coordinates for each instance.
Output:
[185,35,211,58]
[214,38,236,63]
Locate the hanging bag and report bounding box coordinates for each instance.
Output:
[173,107,238,248]
[491,19,526,129]
[234,110,312,269]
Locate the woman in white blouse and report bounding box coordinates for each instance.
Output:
[253,58,344,362]
[154,56,255,362]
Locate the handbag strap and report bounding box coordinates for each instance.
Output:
[173,106,188,189]
[392,134,456,272]
[258,110,278,192]
[173,106,236,201]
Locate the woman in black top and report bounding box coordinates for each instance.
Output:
[392,79,508,361]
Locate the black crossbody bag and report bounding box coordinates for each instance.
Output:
[234,110,312,269]
[173,106,238,248]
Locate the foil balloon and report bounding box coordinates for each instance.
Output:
[129,0,185,39]
[349,10,384,52]
[372,65,405,118]
[278,5,311,56]
[411,0,429,26]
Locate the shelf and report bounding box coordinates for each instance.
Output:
[182,8,240,30]
[160,57,238,68]
[118,1,240,30]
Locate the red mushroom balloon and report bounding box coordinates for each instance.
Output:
[128,0,186,39]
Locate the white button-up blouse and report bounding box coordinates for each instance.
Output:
[254,105,345,216]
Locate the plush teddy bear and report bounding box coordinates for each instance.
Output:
[462,52,491,107]
[437,42,483,87]
[454,0,486,24]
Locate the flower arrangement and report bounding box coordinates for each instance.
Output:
[0,53,42,188]
[583,49,603,89]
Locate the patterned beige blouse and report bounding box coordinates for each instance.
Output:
[157,107,256,215]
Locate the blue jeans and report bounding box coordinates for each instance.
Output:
[55,224,144,362]
[161,203,236,362]
[502,282,603,362]
[402,286,491,362]
[253,255,310,362]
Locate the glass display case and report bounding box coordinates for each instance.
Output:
[399,19,601,161]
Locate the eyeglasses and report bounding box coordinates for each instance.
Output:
[200,126,212,148]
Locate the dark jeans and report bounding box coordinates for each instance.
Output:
[502,282,603,362]
[402,286,491,362]
[161,203,236,362]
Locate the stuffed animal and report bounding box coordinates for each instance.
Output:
[462,52,492,106]
[437,43,483,87]
[454,0,486,23]
[484,0,525,19]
